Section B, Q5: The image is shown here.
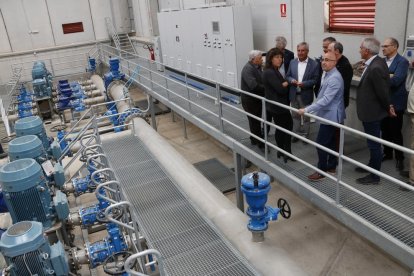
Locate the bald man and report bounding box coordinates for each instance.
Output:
[298,52,345,181]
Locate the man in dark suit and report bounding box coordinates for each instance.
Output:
[355,38,396,185]
[380,37,409,171]
[241,50,265,148]
[314,37,336,95]
[327,41,353,109]
[275,36,294,77]
[286,42,319,142]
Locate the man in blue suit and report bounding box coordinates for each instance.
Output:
[298,51,345,181]
[380,37,409,171]
[286,42,319,142]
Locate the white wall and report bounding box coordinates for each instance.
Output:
[0,0,55,52]
[0,9,11,52]
[89,0,112,40]
[110,0,131,34]
[0,0,130,54]
[47,0,95,45]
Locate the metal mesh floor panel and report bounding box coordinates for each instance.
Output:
[194,158,236,193]
[102,135,258,276]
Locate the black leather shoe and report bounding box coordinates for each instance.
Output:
[400,170,409,178]
[292,137,299,143]
[395,160,404,171]
[382,154,393,162]
[355,167,368,173]
[356,175,380,185]
[399,182,413,191]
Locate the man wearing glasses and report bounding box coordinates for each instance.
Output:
[298,52,345,181]
[355,38,395,185]
[380,38,409,173]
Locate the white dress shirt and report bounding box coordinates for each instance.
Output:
[298,58,308,82]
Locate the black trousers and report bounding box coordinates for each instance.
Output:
[381,110,404,160]
[242,97,263,146]
[270,112,293,154]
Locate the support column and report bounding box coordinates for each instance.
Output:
[233,151,244,212]
[149,95,157,130]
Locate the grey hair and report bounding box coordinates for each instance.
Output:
[297,42,309,50]
[362,37,380,55]
[275,36,288,48]
[248,50,262,61]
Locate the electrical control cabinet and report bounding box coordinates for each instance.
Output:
[157,6,253,88]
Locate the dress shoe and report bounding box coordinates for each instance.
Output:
[399,182,413,192]
[292,137,299,143]
[327,169,336,175]
[400,170,409,178]
[0,152,7,159]
[395,160,404,171]
[308,172,325,181]
[355,167,368,173]
[277,152,284,159]
[381,154,393,162]
[284,156,296,162]
[356,175,379,185]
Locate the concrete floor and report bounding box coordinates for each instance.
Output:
[153,111,411,276]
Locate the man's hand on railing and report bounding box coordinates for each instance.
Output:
[297,108,306,116]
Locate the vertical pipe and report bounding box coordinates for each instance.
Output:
[185,72,192,112]
[336,127,345,205]
[182,117,188,139]
[403,0,411,48]
[87,0,97,41]
[44,0,57,45]
[149,96,157,130]
[234,151,244,211]
[0,9,13,51]
[216,83,224,132]
[262,98,268,160]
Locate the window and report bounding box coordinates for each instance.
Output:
[62,22,84,34]
[327,0,376,34]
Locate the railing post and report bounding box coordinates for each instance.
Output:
[149,95,157,131]
[184,72,191,112]
[216,83,224,132]
[234,151,244,212]
[262,98,268,160]
[336,127,345,205]
[165,76,170,100]
[182,117,188,139]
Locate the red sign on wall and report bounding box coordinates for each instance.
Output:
[280,3,287,17]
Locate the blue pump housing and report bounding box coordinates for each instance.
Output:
[0,221,69,276]
[104,57,125,88]
[86,223,127,268]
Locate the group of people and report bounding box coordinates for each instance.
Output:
[241,35,413,191]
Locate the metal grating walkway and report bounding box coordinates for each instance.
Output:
[131,65,414,252]
[102,135,259,276]
[194,158,236,193]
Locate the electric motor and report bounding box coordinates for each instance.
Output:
[0,221,69,276]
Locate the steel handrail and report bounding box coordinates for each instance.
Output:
[125,249,166,276]
[103,202,134,231]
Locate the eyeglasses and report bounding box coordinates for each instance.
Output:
[321,58,336,62]
[381,44,393,48]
